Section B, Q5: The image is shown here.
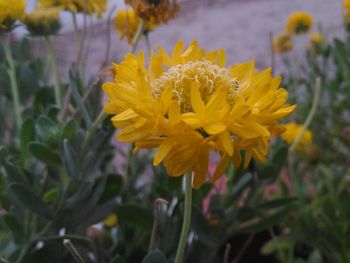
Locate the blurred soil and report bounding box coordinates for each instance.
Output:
[31,0,344,80]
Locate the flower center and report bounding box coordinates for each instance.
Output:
[151,60,240,112]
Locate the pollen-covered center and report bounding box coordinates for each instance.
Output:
[151,60,240,112]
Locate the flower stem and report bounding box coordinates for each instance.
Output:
[3,35,22,128]
[45,35,62,107]
[175,172,192,263]
[289,77,321,153]
[130,19,145,53]
[81,110,106,154]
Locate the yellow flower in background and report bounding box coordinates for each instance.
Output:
[309,32,324,45]
[114,9,157,44]
[125,0,180,23]
[345,0,350,9]
[285,11,313,35]
[0,0,26,30]
[307,32,325,54]
[343,0,350,31]
[23,7,62,36]
[38,0,107,17]
[103,214,118,227]
[281,122,312,151]
[103,40,295,188]
[273,33,293,53]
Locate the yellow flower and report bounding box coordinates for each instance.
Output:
[273,33,293,53]
[23,7,62,36]
[285,11,313,35]
[103,214,118,227]
[114,9,157,44]
[309,32,324,45]
[345,0,350,9]
[0,0,26,30]
[38,0,107,17]
[307,32,325,54]
[281,122,312,150]
[103,40,295,188]
[125,0,180,23]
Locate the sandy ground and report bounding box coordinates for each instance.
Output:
[37,0,346,80]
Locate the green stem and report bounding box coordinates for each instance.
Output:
[130,19,145,53]
[289,77,321,153]
[45,36,62,107]
[3,35,22,128]
[145,33,152,56]
[81,110,106,154]
[288,78,321,192]
[175,172,192,263]
[72,13,81,47]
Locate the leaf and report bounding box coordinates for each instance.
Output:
[232,173,252,197]
[257,197,298,210]
[99,174,124,204]
[43,187,60,204]
[117,204,154,230]
[69,71,92,128]
[307,250,322,263]
[240,208,290,233]
[142,249,168,263]
[3,214,24,240]
[9,183,53,219]
[20,118,36,159]
[62,120,76,142]
[261,236,289,255]
[63,139,79,180]
[33,88,54,113]
[29,142,61,166]
[36,115,61,147]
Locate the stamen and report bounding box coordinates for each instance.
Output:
[151,60,240,112]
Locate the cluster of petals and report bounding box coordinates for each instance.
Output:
[38,0,107,17]
[285,11,314,35]
[281,122,313,151]
[0,0,26,29]
[103,40,296,188]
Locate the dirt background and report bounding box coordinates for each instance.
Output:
[34,0,345,81]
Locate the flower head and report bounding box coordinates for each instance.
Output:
[307,32,326,54]
[114,9,157,44]
[103,40,296,188]
[273,33,293,53]
[23,7,62,36]
[125,0,180,23]
[281,122,312,151]
[0,0,26,30]
[285,11,313,35]
[38,0,107,17]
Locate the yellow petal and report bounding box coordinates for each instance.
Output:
[193,145,209,189]
[153,139,174,166]
[210,154,229,183]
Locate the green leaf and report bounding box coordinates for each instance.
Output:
[257,197,298,210]
[69,71,92,128]
[117,204,154,230]
[9,183,53,219]
[62,120,76,142]
[36,115,61,147]
[240,208,290,233]
[3,214,24,240]
[33,88,54,113]
[43,187,60,204]
[308,250,322,263]
[20,118,36,159]
[99,174,124,203]
[63,139,79,179]
[29,142,61,166]
[142,249,168,263]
